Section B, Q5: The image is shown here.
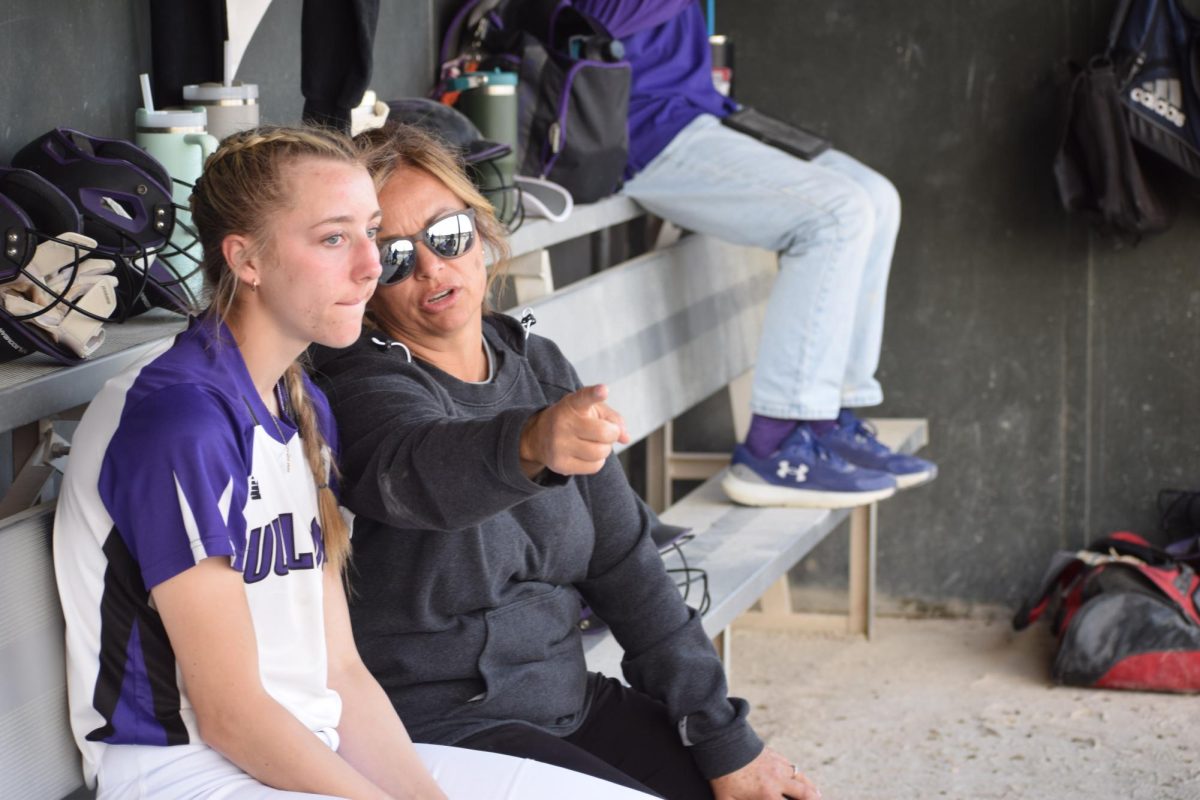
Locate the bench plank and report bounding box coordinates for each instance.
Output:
[507,195,645,256]
[0,311,186,433]
[517,233,777,446]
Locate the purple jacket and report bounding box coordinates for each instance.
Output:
[574,0,736,176]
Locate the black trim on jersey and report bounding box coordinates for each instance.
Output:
[242,396,261,426]
[85,527,190,745]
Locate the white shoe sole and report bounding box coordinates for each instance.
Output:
[894,469,936,490]
[721,470,896,509]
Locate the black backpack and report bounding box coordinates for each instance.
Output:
[439,0,631,204]
[1111,0,1200,178]
[1054,0,1173,239]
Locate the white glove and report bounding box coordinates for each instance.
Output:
[2,232,118,358]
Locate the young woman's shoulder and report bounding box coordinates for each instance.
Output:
[79,354,257,591]
[92,322,257,444]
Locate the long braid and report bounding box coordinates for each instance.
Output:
[190,126,360,573]
[284,362,349,573]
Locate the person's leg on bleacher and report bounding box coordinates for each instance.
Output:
[623,115,931,507]
[808,150,936,490]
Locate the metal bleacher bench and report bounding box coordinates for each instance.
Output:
[0,194,927,798]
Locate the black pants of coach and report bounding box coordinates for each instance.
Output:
[457,676,715,799]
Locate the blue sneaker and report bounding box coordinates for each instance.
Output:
[722,425,896,508]
[814,410,937,489]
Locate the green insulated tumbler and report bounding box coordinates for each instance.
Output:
[451,70,519,183]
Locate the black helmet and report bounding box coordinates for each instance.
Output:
[13,128,197,317]
[0,167,120,364]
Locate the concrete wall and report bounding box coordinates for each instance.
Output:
[713,0,1200,609]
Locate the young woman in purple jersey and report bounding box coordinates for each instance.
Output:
[53,127,655,800]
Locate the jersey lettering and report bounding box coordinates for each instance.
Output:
[236,513,319,583]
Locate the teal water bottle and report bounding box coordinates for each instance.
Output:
[451,70,519,181]
[135,107,219,302]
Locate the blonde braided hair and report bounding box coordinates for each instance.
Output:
[190,126,360,573]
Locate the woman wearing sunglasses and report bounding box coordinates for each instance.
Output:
[53,126,654,800]
[309,123,819,800]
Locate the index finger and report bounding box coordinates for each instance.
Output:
[563,384,609,411]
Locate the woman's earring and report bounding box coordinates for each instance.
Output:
[252,278,260,291]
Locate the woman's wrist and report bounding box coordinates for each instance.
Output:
[518,410,546,477]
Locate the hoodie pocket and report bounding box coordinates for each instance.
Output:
[474,585,588,727]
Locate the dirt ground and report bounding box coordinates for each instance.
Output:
[729,617,1200,800]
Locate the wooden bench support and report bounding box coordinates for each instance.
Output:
[735,501,878,640]
[645,426,668,513]
[848,502,878,639]
[507,249,555,305]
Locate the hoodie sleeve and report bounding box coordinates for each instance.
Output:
[316,347,563,531]
[572,426,764,779]
[524,331,764,777]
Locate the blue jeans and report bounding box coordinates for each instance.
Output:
[622,114,900,420]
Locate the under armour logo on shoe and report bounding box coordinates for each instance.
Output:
[776,460,808,482]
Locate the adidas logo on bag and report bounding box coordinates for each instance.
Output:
[1130,79,1187,128]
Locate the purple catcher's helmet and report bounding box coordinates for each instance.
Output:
[0,168,116,364]
[0,167,84,280]
[12,128,196,317]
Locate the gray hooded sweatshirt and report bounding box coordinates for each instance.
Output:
[310,314,762,780]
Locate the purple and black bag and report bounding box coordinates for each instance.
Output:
[440,0,631,204]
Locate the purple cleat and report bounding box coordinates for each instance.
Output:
[722,424,896,508]
[813,410,937,489]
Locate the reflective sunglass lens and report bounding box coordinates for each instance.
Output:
[379,239,415,285]
[377,211,476,285]
[425,213,475,259]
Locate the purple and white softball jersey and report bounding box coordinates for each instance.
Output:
[53,319,342,787]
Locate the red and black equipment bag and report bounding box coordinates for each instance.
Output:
[1013,531,1200,692]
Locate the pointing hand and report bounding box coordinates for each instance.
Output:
[519,384,630,477]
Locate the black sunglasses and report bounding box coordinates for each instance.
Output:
[377,208,477,285]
